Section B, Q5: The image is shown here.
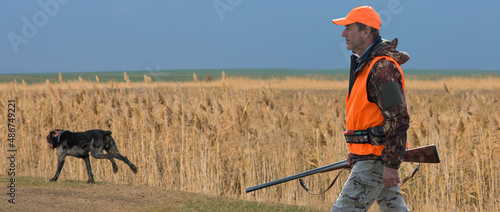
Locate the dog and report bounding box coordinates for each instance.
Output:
[46,129,137,183]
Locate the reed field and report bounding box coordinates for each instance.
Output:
[1,73,499,211]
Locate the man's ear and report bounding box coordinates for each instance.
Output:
[363,26,372,37]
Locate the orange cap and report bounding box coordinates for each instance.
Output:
[332,6,381,30]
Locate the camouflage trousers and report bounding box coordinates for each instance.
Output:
[331,160,409,212]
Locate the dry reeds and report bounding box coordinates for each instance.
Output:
[193,73,199,82]
[144,75,152,84]
[124,72,130,84]
[0,76,499,211]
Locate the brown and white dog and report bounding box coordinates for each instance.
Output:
[46,129,137,183]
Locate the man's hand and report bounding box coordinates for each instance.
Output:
[346,153,353,167]
[383,166,400,188]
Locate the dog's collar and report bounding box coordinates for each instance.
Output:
[57,130,69,144]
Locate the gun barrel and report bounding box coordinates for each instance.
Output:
[245,160,348,193]
[246,145,440,193]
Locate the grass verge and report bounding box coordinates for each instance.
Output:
[0,175,322,212]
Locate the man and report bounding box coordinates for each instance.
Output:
[330,6,410,211]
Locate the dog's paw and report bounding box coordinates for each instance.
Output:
[130,165,138,174]
[50,177,58,182]
[87,179,95,184]
[113,165,118,173]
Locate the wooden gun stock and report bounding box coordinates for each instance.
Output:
[246,145,440,193]
[403,145,440,163]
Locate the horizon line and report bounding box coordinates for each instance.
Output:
[2,68,500,75]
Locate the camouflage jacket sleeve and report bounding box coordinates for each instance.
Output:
[367,58,409,169]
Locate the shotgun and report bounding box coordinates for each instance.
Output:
[246,145,440,193]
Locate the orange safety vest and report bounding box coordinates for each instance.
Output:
[346,56,406,156]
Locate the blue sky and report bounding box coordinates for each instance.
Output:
[1,0,499,74]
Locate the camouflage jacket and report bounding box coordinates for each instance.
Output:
[348,38,410,169]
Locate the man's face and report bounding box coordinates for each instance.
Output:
[341,23,369,55]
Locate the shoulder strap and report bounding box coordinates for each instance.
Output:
[298,168,347,195]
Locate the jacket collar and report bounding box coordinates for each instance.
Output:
[356,36,382,64]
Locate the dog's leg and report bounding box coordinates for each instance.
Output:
[83,156,95,183]
[108,149,138,174]
[105,138,138,174]
[51,156,66,181]
[90,150,118,173]
[90,139,119,173]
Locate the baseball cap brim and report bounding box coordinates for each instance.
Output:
[332,18,356,26]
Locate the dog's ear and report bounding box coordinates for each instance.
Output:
[51,129,64,138]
